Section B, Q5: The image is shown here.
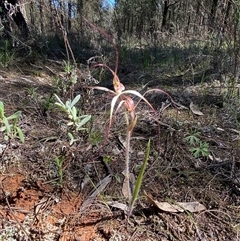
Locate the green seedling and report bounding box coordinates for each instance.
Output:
[184,131,201,146]
[54,156,64,187]
[63,60,78,85]
[24,87,38,98]
[0,101,24,143]
[189,141,210,158]
[185,131,209,158]
[103,155,113,164]
[89,130,104,145]
[42,94,55,113]
[63,60,73,75]
[54,94,91,144]
[0,40,15,67]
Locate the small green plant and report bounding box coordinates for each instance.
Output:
[185,131,210,158]
[54,94,91,145]
[54,76,67,95]
[54,156,64,187]
[0,40,15,67]
[42,94,55,113]
[0,101,24,143]
[24,87,38,98]
[55,61,78,96]
[185,131,201,146]
[63,60,73,75]
[189,141,209,158]
[63,60,78,84]
[89,130,104,145]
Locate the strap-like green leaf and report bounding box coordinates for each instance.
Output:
[16,126,24,143]
[129,140,151,215]
[3,117,10,134]
[0,101,5,119]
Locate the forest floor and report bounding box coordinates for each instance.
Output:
[0,57,240,241]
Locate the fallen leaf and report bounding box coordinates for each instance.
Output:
[190,101,204,116]
[107,201,129,212]
[144,191,206,213]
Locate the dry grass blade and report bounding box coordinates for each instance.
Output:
[107,201,129,212]
[80,175,112,212]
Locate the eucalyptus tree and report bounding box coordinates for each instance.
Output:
[0,0,29,39]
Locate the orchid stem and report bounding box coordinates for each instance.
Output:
[125,123,132,203]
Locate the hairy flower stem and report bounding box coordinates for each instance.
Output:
[125,111,137,203]
[125,125,132,203]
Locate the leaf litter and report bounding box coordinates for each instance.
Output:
[0,67,239,240]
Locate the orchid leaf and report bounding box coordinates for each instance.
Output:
[129,140,150,216]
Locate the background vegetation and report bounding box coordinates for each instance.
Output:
[0,0,240,240]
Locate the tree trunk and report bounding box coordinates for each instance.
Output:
[209,0,218,30]
[0,0,29,38]
[39,0,45,35]
[161,0,169,32]
[48,0,54,31]
[224,0,232,28]
[30,0,35,26]
[68,0,72,31]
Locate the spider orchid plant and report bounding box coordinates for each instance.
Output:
[89,63,173,216]
[85,18,173,216]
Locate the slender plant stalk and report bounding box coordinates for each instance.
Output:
[125,122,132,203]
[84,18,119,74]
[125,112,138,204]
